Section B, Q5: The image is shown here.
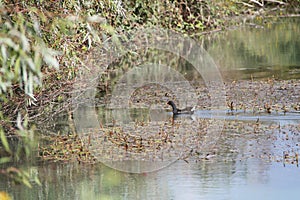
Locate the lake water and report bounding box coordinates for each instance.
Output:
[1,17,300,200]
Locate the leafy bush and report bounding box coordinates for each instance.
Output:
[0,4,59,187]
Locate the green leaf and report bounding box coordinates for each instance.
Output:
[34,176,42,186]
[14,57,21,76]
[25,57,36,72]
[1,45,7,62]
[0,129,12,154]
[22,178,32,188]
[4,38,19,51]
[9,29,30,52]
[0,156,11,164]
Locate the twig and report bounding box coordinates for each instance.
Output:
[250,0,264,7]
[241,2,255,7]
[265,0,286,5]
[201,28,222,35]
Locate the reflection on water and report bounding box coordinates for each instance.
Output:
[2,156,300,199]
[207,17,300,80]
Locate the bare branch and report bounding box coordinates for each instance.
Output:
[265,0,286,5]
[250,0,264,7]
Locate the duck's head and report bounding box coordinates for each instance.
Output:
[167,100,178,113]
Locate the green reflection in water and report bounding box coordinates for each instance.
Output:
[206,17,300,80]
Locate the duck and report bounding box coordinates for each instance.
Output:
[167,100,196,115]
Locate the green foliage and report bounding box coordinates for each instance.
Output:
[0,129,11,154]
[122,0,244,34]
[0,4,59,187]
[0,12,59,104]
[0,0,126,188]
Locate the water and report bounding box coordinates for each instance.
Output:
[2,158,299,199]
[1,17,300,199]
[207,17,300,80]
[162,160,300,200]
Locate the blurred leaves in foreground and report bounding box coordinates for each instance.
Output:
[0,2,59,187]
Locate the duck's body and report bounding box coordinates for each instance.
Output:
[167,101,195,115]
